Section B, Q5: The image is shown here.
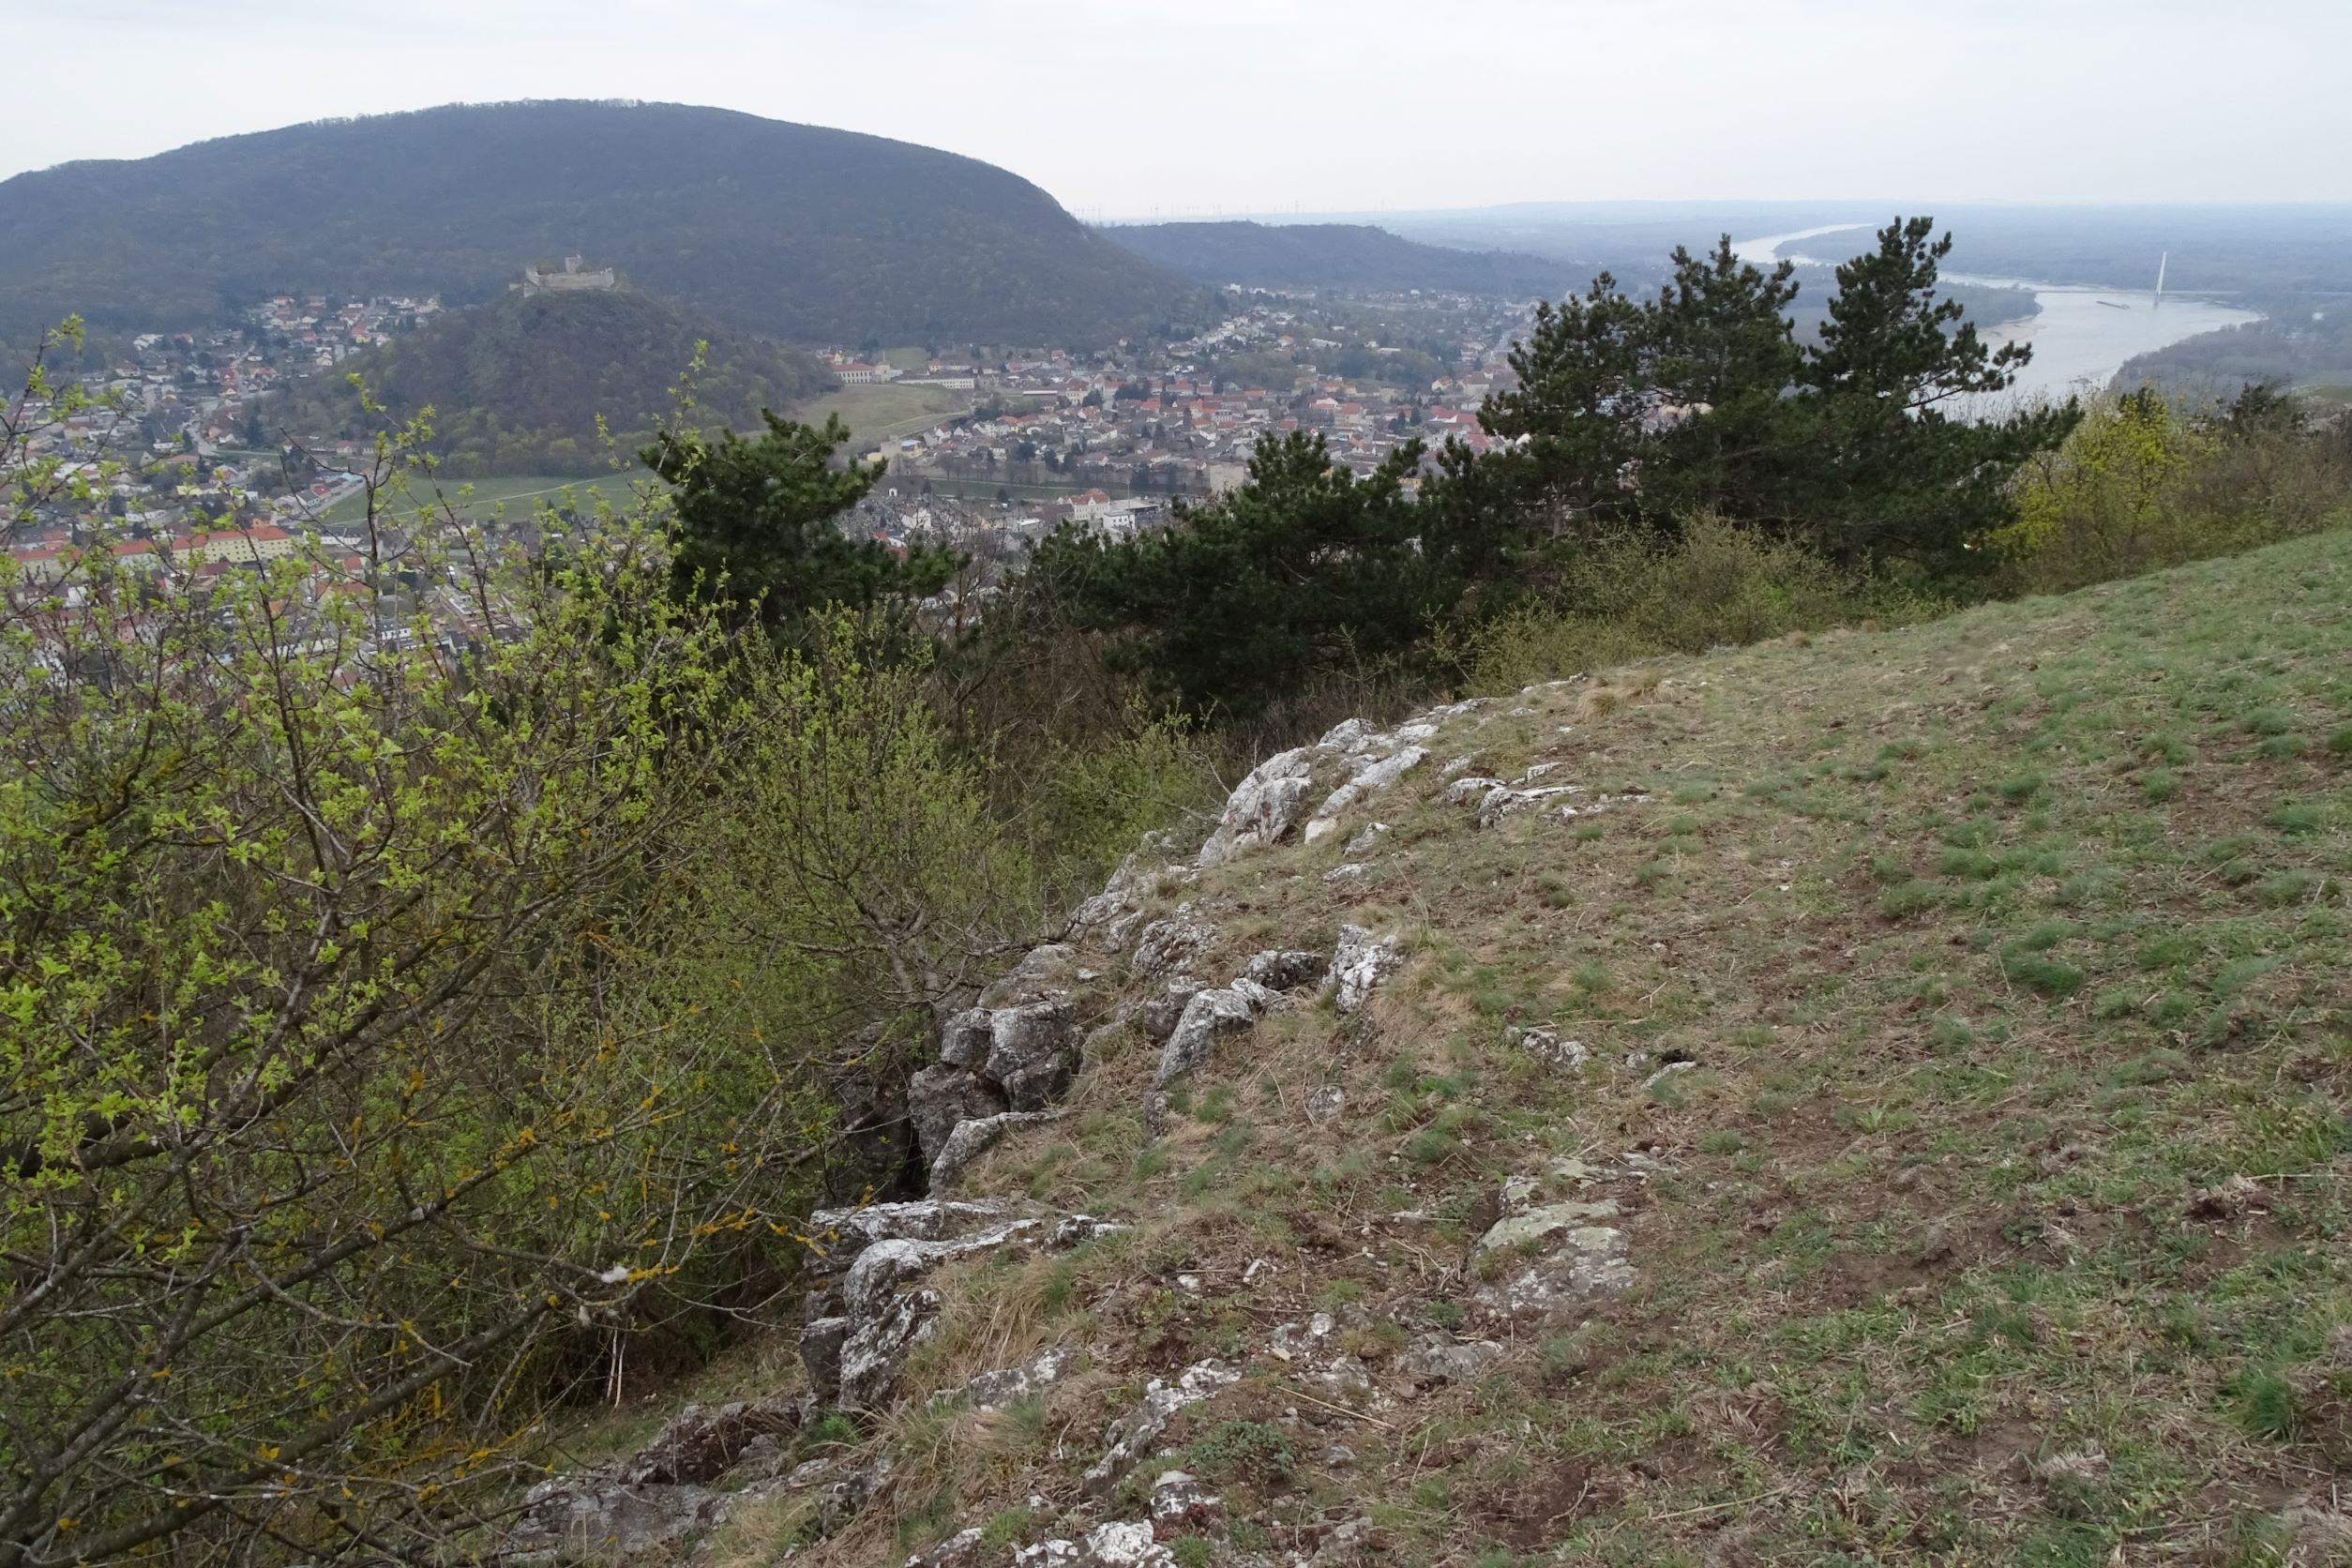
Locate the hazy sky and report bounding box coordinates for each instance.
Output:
[5,0,2348,212]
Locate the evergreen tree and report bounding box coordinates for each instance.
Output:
[645,411,960,637]
[1033,430,1442,717]
[1478,219,2079,573]
[1793,218,2081,567]
[1641,237,1806,523]
[1477,273,1651,535]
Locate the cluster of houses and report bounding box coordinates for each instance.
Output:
[832,294,1528,511]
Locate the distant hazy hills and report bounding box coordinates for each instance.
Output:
[0,101,1201,347]
[1102,220,1576,297]
[268,286,836,476]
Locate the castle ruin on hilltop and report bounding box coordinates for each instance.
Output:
[521,256,617,295]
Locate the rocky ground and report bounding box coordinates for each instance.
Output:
[520,532,2352,1566]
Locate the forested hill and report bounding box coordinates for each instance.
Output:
[0,100,1200,347]
[266,286,836,477]
[1101,219,1577,296]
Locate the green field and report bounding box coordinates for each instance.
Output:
[315,470,654,526]
[305,382,962,526]
[790,381,972,449]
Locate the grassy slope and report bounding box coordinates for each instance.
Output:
[732,531,2352,1566]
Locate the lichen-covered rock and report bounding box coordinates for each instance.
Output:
[987,1001,1078,1110]
[1082,1358,1241,1495]
[927,1110,1057,1192]
[1440,775,1506,806]
[1197,746,1319,867]
[1130,912,1215,980]
[1474,1224,1635,1318]
[1304,745,1427,843]
[1311,1516,1378,1564]
[1325,925,1402,1014]
[1240,948,1330,992]
[981,942,1077,1006]
[1152,981,1272,1089]
[1513,1024,1590,1071]
[798,1316,851,1404]
[1397,1334,1506,1384]
[1149,1469,1224,1533]
[1131,975,1206,1042]
[940,1007,995,1070]
[907,1526,987,1568]
[908,1065,1010,1167]
[839,1287,942,1410]
[1475,1199,1621,1255]
[1343,821,1390,855]
[504,1476,730,1560]
[935,1342,1081,1411]
[807,1199,1018,1264]
[813,1454,893,1535]
[1477,783,1583,828]
[1016,1521,1172,1567]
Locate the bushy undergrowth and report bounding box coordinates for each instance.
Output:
[1991,386,2352,595]
[1446,513,1946,695]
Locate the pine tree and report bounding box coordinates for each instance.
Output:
[1794,217,2081,567]
[645,411,961,637]
[1477,273,1651,535]
[1033,430,1443,717]
[1641,236,1806,523]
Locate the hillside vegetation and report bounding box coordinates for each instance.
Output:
[1103,221,1576,297]
[0,101,1201,345]
[8,221,2349,1568]
[731,524,2352,1566]
[268,287,835,475]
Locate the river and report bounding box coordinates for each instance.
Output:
[1734,224,2262,408]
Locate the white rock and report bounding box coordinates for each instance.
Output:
[1305,746,1428,840]
[1198,746,1319,867]
[1515,1025,1590,1071]
[1476,1199,1621,1255]
[1440,775,1506,806]
[1479,784,1583,829]
[1399,1334,1506,1383]
[935,1342,1080,1411]
[1152,979,1275,1088]
[1082,1359,1241,1495]
[1325,925,1402,1014]
[838,1288,941,1410]
[1016,1521,1172,1567]
[1130,911,1214,980]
